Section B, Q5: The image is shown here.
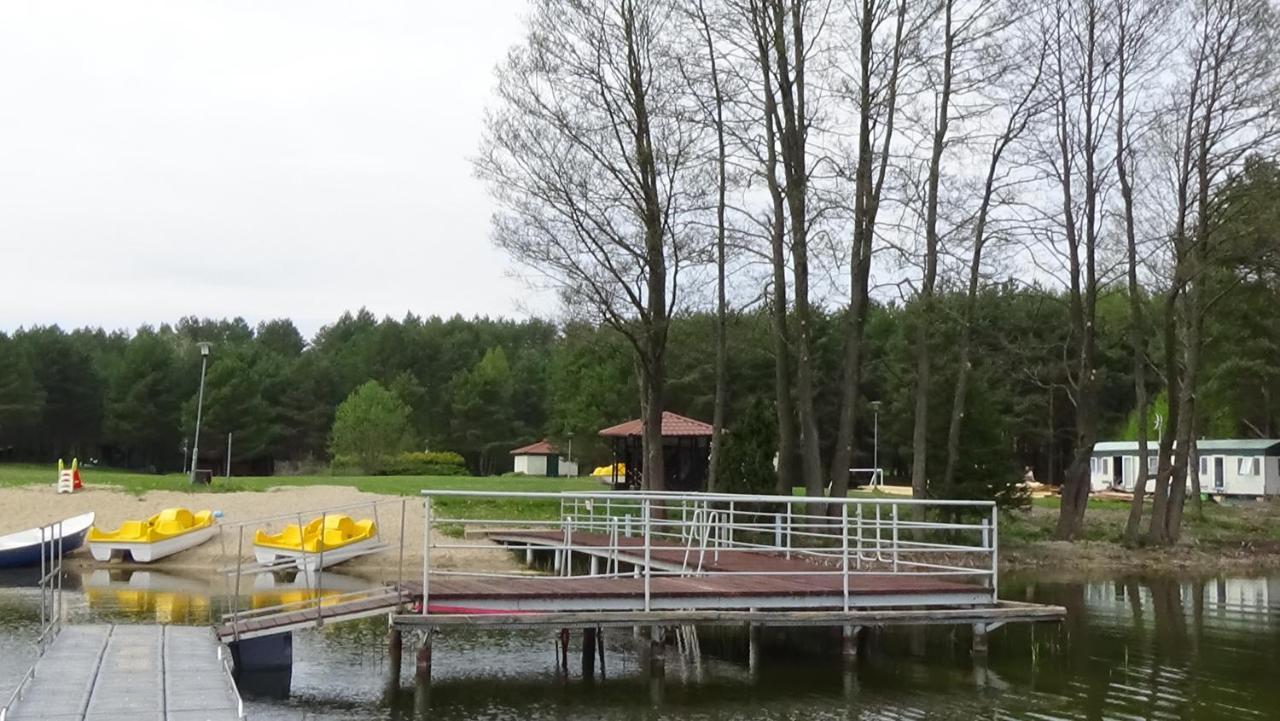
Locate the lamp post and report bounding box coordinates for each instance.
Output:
[189,342,212,484]
[870,400,882,486]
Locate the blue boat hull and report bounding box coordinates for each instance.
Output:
[0,528,89,569]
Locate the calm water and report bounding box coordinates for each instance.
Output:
[2,567,1278,720]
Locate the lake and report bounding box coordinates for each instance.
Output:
[2,568,1277,719]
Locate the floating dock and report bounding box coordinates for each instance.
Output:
[2,624,243,721]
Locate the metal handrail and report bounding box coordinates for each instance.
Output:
[216,644,246,719]
[417,489,1000,616]
[220,498,410,638]
[2,520,67,721]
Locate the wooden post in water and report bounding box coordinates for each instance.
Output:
[747,620,760,678]
[388,626,403,681]
[648,627,665,679]
[971,622,989,656]
[582,627,597,681]
[559,628,570,673]
[841,625,862,664]
[415,631,433,684]
[596,626,606,680]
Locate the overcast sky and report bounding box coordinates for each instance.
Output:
[0,0,551,338]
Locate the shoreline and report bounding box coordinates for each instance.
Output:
[5,485,1280,579]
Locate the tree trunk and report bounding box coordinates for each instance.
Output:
[827,0,907,499]
[641,351,666,493]
[1146,292,1183,546]
[1116,10,1151,545]
[698,0,728,494]
[910,0,953,499]
[751,1,799,496]
[768,0,823,497]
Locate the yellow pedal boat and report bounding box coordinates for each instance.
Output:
[253,514,381,571]
[88,508,217,563]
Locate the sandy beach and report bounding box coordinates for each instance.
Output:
[1,484,522,574]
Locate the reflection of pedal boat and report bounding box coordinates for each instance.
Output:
[253,514,382,571]
[88,508,218,562]
[0,512,95,568]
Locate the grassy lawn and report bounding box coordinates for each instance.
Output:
[0,463,598,494]
[1003,493,1280,550]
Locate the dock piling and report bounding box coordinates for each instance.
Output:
[971,623,989,656]
[841,625,862,664]
[415,631,433,683]
[388,626,403,681]
[582,627,597,680]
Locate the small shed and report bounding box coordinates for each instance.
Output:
[598,411,712,491]
[1090,439,1280,496]
[510,440,579,478]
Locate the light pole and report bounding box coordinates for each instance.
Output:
[189,342,212,484]
[870,400,882,486]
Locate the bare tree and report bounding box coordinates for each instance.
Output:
[477,0,704,492]
[769,0,827,496]
[738,0,802,493]
[827,0,911,500]
[942,31,1048,491]
[1147,0,1279,543]
[686,0,732,491]
[1037,0,1114,540]
[1114,0,1169,545]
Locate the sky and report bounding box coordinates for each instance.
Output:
[0,0,551,338]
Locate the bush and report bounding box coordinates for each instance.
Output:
[380,451,469,476]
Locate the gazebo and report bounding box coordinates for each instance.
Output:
[598,411,712,491]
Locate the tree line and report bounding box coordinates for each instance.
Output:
[477,0,1280,544]
[4,267,1279,509]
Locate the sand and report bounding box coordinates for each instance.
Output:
[0,484,522,575]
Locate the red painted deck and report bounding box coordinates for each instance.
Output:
[488,529,852,574]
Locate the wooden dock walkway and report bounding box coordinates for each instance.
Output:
[3,625,243,721]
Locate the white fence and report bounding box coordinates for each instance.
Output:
[420,490,998,613]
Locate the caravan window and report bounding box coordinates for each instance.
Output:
[1200,456,1210,476]
[1148,455,1159,473]
[1237,457,1261,476]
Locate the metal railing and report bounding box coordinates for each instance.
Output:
[418,490,998,615]
[218,498,410,641]
[216,644,246,719]
[1,520,67,721]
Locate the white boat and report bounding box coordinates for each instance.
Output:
[0,512,95,568]
[87,508,218,563]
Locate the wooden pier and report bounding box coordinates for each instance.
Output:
[210,489,1066,681]
[2,624,243,721]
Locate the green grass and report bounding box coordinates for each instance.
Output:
[0,463,597,491]
[0,463,602,520]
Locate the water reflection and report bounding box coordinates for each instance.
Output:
[0,570,1278,719]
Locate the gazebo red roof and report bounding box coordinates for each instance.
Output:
[598,411,713,438]
[510,439,559,455]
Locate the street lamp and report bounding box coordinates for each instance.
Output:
[869,400,882,486]
[189,342,212,484]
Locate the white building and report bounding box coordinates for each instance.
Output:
[1090,439,1280,496]
[510,440,579,478]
